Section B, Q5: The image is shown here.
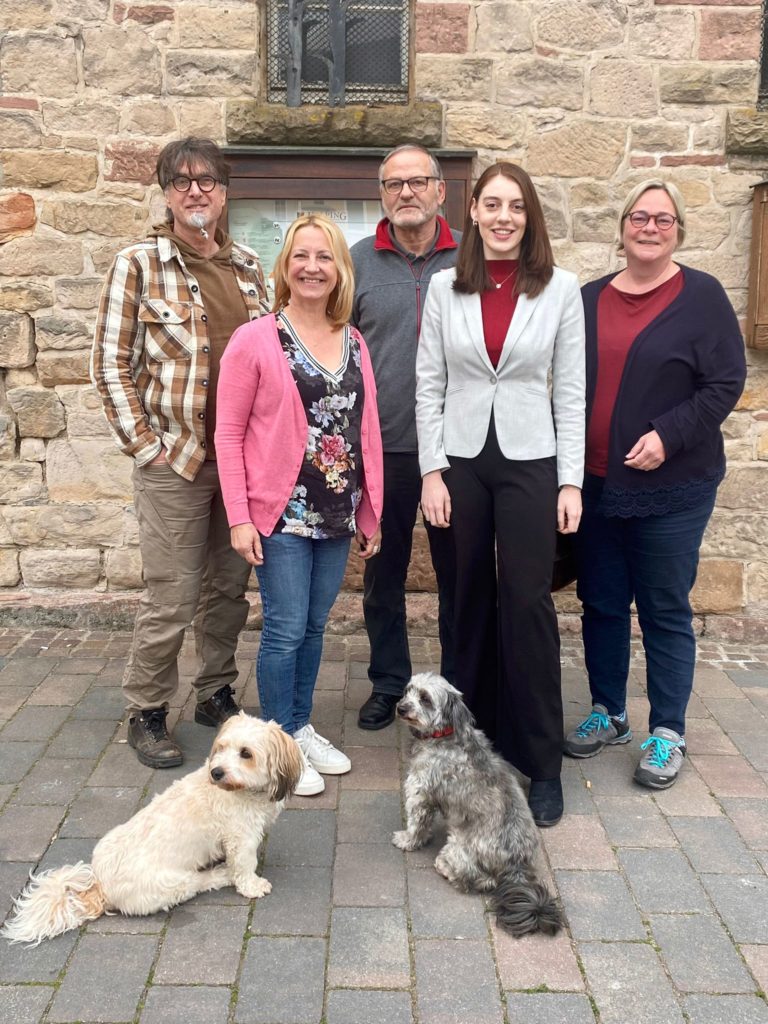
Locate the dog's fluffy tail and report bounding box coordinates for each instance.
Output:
[491,868,564,938]
[1,862,107,946]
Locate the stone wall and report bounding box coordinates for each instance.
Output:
[0,0,767,638]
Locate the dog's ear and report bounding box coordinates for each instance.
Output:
[265,723,303,802]
[444,690,474,737]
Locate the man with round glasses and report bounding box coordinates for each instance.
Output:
[92,137,268,769]
[350,143,459,730]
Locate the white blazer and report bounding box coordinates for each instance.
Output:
[415,266,586,488]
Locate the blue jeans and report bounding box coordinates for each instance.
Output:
[575,476,716,736]
[255,532,351,735]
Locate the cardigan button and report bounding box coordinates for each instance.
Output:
[489,375,497,384]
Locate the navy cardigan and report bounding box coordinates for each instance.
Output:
[582,265,747,517]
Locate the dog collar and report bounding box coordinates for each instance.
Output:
[415,726,454,741]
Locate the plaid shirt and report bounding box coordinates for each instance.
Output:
[91,232,268,481]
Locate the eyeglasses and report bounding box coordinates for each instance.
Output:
[380,176,438,195]
[169,175,220,193]
[625,211,678,230]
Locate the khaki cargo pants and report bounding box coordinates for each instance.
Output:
[123,460,252,711]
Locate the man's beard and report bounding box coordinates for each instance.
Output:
[189,212,209,239]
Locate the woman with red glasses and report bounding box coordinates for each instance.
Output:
[565,180,746,790]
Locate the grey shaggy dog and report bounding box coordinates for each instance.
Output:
[393,673,564,937]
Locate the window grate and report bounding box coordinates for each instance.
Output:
[267,0,410,107]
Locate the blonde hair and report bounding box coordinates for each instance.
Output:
[618,179,686,252]
[272,213,354,328]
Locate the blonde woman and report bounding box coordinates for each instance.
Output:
[216,214,383,796]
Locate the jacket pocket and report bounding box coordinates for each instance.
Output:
[139,299,194,361]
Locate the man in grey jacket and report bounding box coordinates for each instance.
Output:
[350,144,459,729]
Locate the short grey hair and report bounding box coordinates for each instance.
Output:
[618,179,686,250]
[378,144,443,184]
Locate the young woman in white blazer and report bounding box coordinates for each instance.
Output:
[416,162,586,826]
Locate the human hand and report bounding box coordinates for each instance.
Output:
[557,485,582,534]
[624,430,666,471]
[230,523,263,566]
[356,526,381,560]
[421,471,451,528]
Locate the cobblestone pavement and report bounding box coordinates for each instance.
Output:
[0,626,767,1024]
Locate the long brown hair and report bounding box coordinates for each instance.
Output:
[453,162,554,298]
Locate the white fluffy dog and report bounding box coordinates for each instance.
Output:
[2,712,302,945]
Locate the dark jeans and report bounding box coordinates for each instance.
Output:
[447,422,562,782]
[363,452,456,696]
[575,474,717,736]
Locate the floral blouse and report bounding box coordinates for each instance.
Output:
[276,313,364,540]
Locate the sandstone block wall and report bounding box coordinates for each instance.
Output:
[0,0,766,638]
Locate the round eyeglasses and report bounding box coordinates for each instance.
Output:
[625,211,678,230]
[380,176,437,195]
[170,175,220,193]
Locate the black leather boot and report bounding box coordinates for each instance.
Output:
[127,709,183,768]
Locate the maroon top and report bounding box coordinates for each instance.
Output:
[586,271,684,477]
[480,260,519,368]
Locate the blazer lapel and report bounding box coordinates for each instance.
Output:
[496,292,539,373]
[459,292,495,371]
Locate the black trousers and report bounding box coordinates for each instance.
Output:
[363,452,456,696]
[446,423,563,781]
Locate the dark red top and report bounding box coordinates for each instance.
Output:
[586,271,684,476]
[480,260,519,368]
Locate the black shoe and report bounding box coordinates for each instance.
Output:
[357,692,399,730]
[195,684,240,727]
[128,709,183,768]
[528,778,564,828]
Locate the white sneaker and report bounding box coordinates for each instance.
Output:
[294,724,351,775]
[294,748,325,797]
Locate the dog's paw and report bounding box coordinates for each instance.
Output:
[392,830,420,851]
[236,876,272,900]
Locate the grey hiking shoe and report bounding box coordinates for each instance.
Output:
[564,703,632,758]
[633,727,686,789]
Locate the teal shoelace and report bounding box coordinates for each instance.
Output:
[575,710,610,737]
[639,735,680,767]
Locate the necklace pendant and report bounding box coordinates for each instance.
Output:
[495,282,501,289]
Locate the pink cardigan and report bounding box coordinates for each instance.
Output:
[215,313,384,538]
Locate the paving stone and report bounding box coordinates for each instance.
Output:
[597,796,678,847]
[48,933,158,1023]
[541,814,617,870]
[249,864,331,936]
[694,666,744,699]
[0,860,35,920]
[60,786,142,838]
[326,989,413,1024]
[741,945,768,992]
[265,808,336,866]
[683,994,768,1024]
[236,936,326,1023]
[87,743,153,787]
[1,704,70,742]
[0,803,63,860]
[0,690,29,726]
[12,756,96,805]
[493,924,584,991]
[0,740,46,783]
[0,928,78,983]
[140,985,232,1024]
[312,689,345,725]
[46,719,117,758]
[154,904,249,984]
[86,908,168,934]
[704,698,765,735]
[618,848,709,913]
[652,768,722,817]
[70,685,124,719]
[701,874,768,942]
[579,941,684,1024]
[650,912,756,992]
[415,938,504,1024]
[327,907,410,988]
[407,865,487,937]
[669,816,759,873]
[685,717,739,756]
[559,763,597,815]
[340,746,400,790]
[59,658,108,674]
[0,658,54,687]
[287,774,340,809]
[316,660,347,690]
[555,870,646,940]
[729,731,768,773]
[337,789,402,843]
[343,708,402,747]
[505,992,596,1024]
[36,837,96,873]
[27,673,94,707]
[0,985,53,1024]
[576,746,642,799]
[333,841,406,906]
